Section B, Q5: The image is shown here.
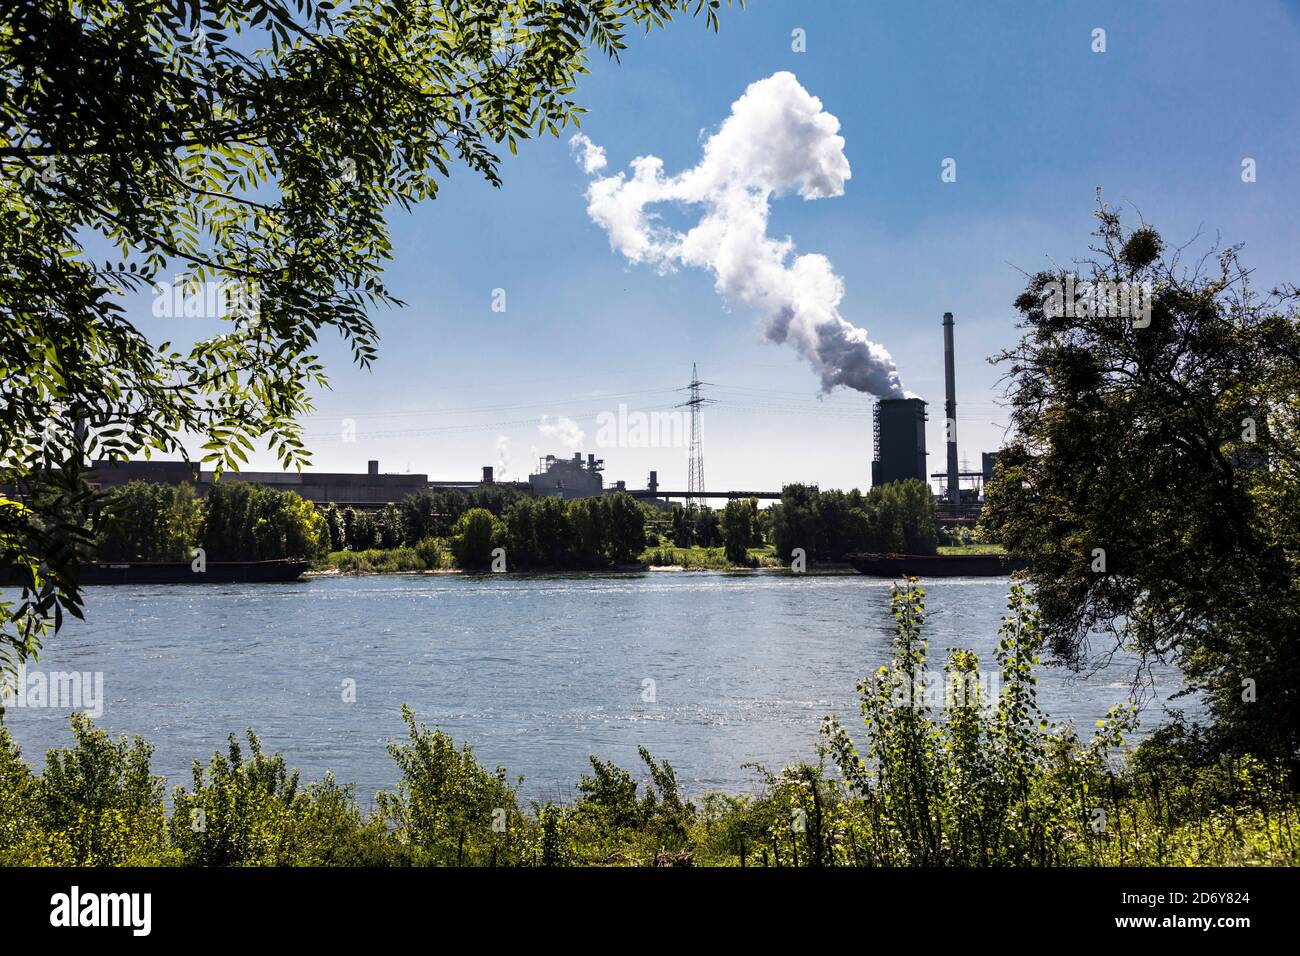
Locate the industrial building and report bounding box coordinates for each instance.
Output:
[527,453,605,500]
[81,316,1009,517]
[871,398,929,486]
[88,459,430,509]
[82,453,624,509]
[870,312,1002,522]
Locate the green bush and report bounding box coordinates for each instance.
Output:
[172,731,298,866]
[413,536,452,570]
[451,508,503,570]
[377,706,530,865]
[167,730,404,866]
[29,714,172,865]
[0,725,56,865]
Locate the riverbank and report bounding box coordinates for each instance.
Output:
[311,542,994,576]
[314,543,793,574]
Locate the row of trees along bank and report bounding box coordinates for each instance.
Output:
[91,477,941,569]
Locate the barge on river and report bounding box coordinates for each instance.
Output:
[5,559,311,586]
[846,552,1029,578]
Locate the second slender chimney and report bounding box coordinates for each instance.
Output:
[943,312,959,506]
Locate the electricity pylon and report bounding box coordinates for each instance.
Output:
[677,363,715,510]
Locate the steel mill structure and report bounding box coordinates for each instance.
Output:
[77,334,1006,517]
[869,312,1002,523]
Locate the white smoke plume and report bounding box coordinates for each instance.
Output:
[538,415,584,450]
[572,72,904,398]
[495,435,511,479]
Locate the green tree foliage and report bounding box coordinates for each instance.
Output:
[332,487,663,570]
[95,480,201,561]
[320,502,346,551]
[377,706,528,866]
[498,492,644,569]
[400,490,438,543]
[870,480,939,555]
[398,486,527,542]
[375,503,404,550]
[0,0,740,696]
[691,506,720,548]
[452,507,503,570]
[721,498,756,565]
[669,503,692,547]
[604,491,646,563]
[568,496,606,566]
[770,480,937,563]
[199,480,327,560]
[984,204,1300,759]
[2,714,172,865]
[342,507,376,551]
[770,483,820,560]
[748,496,765,546]
[93,478,324,561]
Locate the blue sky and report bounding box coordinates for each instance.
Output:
[143,0,1300,494]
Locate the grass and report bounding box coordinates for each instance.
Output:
[322,548,426,573]
[937,543,1006,556]
[318,537,454,574]
[639,544,783,569]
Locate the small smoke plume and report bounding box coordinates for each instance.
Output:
[538,415,584,450]
[495,435,511,479]
[572,72,904,398]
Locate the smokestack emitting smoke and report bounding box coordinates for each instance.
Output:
[570,72,905,398]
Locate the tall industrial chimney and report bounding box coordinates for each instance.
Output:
[943,312,959,506]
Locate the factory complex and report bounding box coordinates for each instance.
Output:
[83,314,1001,519]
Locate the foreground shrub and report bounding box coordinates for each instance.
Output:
[819,581,1298,866]
[377,706,531,865]
[0,725,57,864]
[171,731,310,866]
[558,747,695,865]
[24,714,171,865]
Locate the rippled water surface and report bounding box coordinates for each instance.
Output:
[3,572,1188,800]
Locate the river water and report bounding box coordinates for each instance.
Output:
[2,572,1189,801]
